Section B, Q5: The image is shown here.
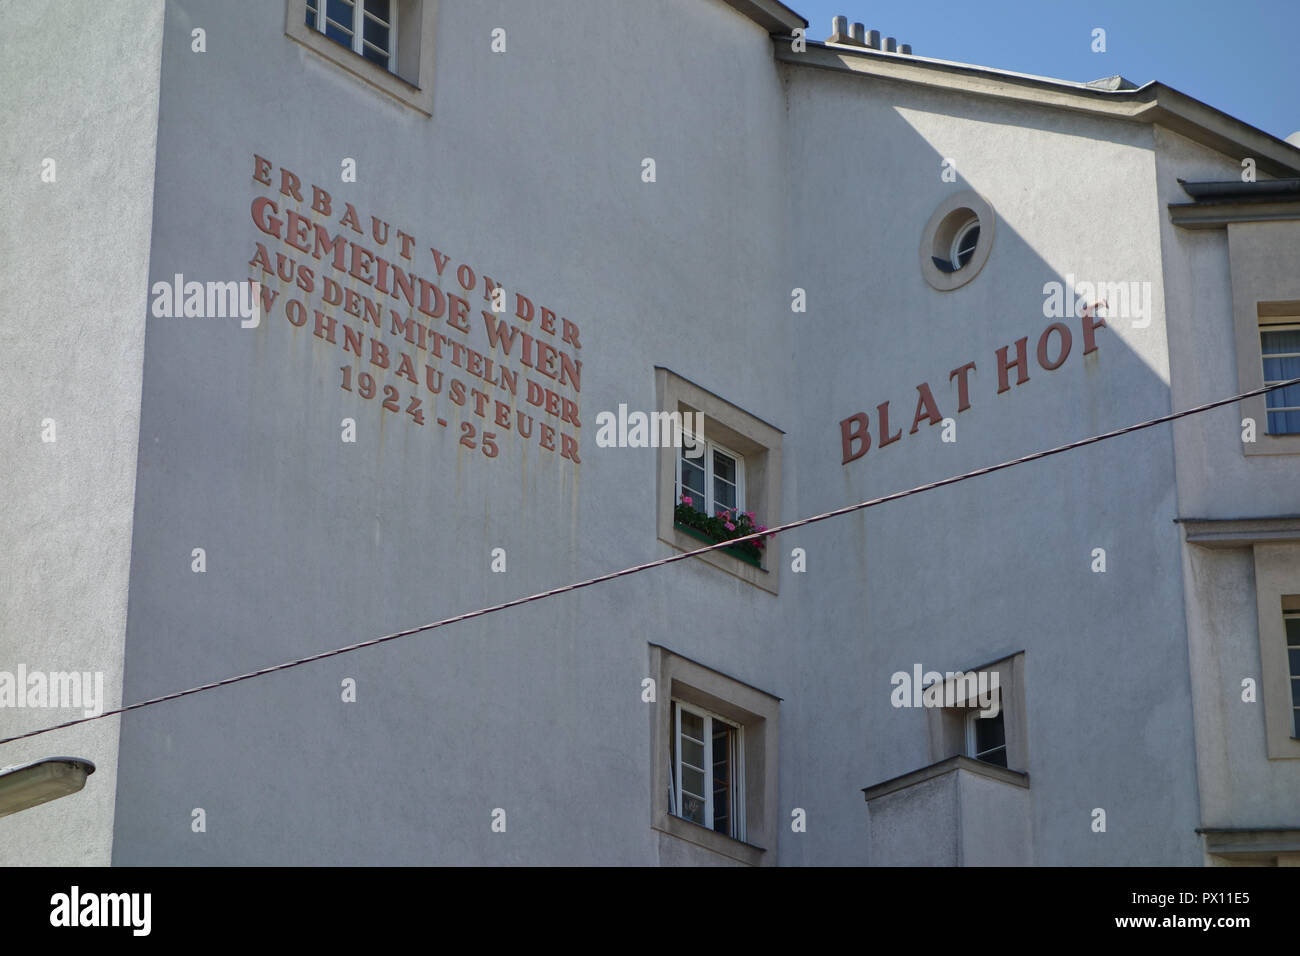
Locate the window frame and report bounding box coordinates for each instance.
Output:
[648,644,780,866]
[949,218,981,272]
[1234,300,1300,455]
[669,699,746,842]
[1260,321,1300,437]
[285,0,437,118]
[1286,606,1300,738]
[676,436,746,521]
[1251,545,1300,758]
[307,0,397,73]
[964,706,1008,767]
[655,368,784,594]
[926,652,1028,772]
[919,190,995,291]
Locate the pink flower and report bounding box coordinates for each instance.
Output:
[724,521,736,531]
[746,511,755,521]
[681,495,693,506]
[757,525,767,533]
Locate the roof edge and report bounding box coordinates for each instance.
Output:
[719,0,807,34]
[773,42,1300,178]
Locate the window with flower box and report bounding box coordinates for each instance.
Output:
[655,368,783,594]
[674,441,771,568]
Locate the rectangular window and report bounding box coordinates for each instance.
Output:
[306,0,395,72]
[669,700,745,842]
[655,368,784,593]
[1262,325,1300,436]
[1287,608,1300,738]
[966,708,1008,767]
[677,440,745,519]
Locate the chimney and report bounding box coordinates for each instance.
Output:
[826,17,912,54]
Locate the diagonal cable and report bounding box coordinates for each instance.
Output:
[1,376,1296,748]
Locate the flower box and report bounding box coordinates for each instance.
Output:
[673,522,764,568]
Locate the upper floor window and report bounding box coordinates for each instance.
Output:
[1262,325,1300,436]
[307,0,395,71]
[286,0,436,117]
[678,441,744,519]
[925,652,1028,772]
[919,190,995,291]
[655,368,783,594]
[966,708,1007,767]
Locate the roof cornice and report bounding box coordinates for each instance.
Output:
[773,42,1300,178]
[719,0,806,34]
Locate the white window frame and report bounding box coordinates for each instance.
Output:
[670,699,746,842]
[949,217,981,271]
[676,437,746,520]
[1261,321,1300,437]
[1286,607,1300,738]
[307,0,397,72]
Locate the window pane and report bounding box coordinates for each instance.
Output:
[362,0,391,66]
[712,723,732,835]
[1262,364,1300,405]
[680,770,705,824]
[1289,648,1300,677]
[974,710,1005,756]
[956,225,980,266]
[1267,410,1300,435]
[306,0,319,29]
[713,449,736,484]
[713,478,736,514]
[680,454,705,507]
[977,746,1009,768]
[1261,329,1300,354]
[1286,616,1300,642]
[681,737,704,771]
[680,709,703,740]
[325,0,354,45]
[1292,677,1300,710]
[1262,357,1300,382]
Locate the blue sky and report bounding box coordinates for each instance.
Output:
[791,0,1300,142]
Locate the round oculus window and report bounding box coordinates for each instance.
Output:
[919,191,995,291]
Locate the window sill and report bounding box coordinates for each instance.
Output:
[1241,429,1300,456]
[652,812,766,866]
[662,525,775,594]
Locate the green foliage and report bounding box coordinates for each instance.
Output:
[673,497,771,564]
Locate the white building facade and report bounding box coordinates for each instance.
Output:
[2,0,1298,866]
